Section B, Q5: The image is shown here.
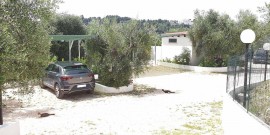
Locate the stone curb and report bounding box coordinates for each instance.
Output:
[94,83,133,94]
[159,62,242,73]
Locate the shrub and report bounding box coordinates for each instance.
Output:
[50,56,58,63]
[161,58,172,63]
[199,56,226,67]
[73,57,87,65]
[173,47,190,65]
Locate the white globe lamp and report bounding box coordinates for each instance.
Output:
[263,43,270,51]
[240,29,256,44]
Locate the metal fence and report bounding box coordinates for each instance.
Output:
[226,49,270,125]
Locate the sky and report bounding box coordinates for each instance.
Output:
[57,0,269,21]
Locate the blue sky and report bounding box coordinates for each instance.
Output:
[57,0,269,21]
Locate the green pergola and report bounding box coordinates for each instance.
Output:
[50,35,92,61]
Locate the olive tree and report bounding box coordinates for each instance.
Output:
[86,19,156,87]
[189,10,237,66]
[0,0,59,125]
[189,9,261,66]
[257,2,270,44]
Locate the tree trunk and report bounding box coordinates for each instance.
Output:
[0,84,3,125]
[190,46,203,66]
[0,66,3,125]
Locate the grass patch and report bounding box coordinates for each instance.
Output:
[83,120,96,126]
[155,101,223,135]
[157,129,201,135]
[249,80,270,124]
[183,124,203,130]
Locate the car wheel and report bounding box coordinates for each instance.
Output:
[55,83,64,99]
[39,79,46,89]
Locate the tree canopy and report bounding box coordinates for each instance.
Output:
[258,2,270,22]
[50,14,87,61]
[82,15,191,34]
[86,19,156,87]
[188,9,263,66]
[0,0,59,88]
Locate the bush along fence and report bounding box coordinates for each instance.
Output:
[226,51,270,125]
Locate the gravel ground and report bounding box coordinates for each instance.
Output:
[3,66,226,135]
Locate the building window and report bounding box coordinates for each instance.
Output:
[169,38,177,43]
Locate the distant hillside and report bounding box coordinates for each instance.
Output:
[80,15,192,34]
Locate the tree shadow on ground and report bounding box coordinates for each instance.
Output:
[3,98,54,122]
[59,84,178,102]
[136,66,187,78]
[3,84,180,123]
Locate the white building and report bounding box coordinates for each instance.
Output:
[152,32,192,61]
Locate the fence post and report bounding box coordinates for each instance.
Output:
[247,47,253,112]
[233,59,237,100]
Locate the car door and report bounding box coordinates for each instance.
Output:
[43,64,54,87]
[48,65,60,88]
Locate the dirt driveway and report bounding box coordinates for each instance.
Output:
[3,66,226,135]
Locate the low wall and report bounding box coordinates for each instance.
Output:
[95,83,133,94]
[159,62,242,73]
[0,122,20,135]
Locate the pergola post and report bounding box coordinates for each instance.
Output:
[69,40,74,62]
[50,35,93,62]
[78,40,81,60]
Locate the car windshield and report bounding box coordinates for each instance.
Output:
[63,65,90,75]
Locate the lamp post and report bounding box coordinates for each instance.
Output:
[263,43,270,81]
[240,29,256,108]
[155,41,157,65]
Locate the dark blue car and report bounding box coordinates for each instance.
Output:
[40,61,95,98]
[253,48,270,64]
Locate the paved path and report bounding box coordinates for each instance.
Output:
[4,70,226,134]
[135,72,225,103]
[223,93,270,135]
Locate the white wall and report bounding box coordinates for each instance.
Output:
[153,36,192,61]
[162,36,192,46]
[151,46,192,61]
[161,46,192,60]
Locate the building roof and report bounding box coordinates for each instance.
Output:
[161,31,188,37]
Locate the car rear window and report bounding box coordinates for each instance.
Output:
[63,65,90,75]
[255,50,266,56]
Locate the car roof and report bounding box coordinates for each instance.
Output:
[255,49,266,53]
[54,61,84,67]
